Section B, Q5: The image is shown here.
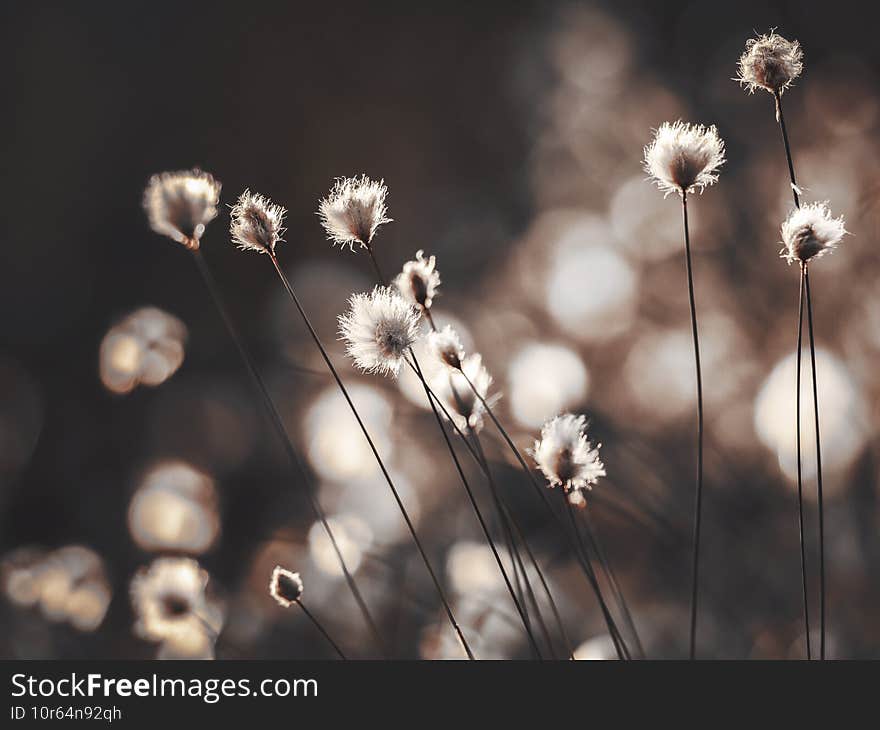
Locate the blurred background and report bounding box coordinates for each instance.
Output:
[2,0,879,659]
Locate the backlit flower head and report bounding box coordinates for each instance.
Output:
[269,566,303,607]
[394,250,441,309]
[780,202,847,265]
[530,413,605,494]
[143,169,221,250]
[229,189,286,255]
[430,353,495,433]
[427,325,465,371]
[644,121,726,196]
[737,31,804,96]
[318,175,392,250]
[338,286,421,377]
[130,557,221,642]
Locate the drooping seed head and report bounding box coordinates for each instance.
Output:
[737,31,804,96]
[338,286,421,377]
[426,325,465,371]
[269,566,303,607]
[318,175,392,250]
[780,202,847,265]
[430,352,495,433]
[644,121,726,197]
[394,250,441,309]
[530,413,605,495]
[229,189,286,255]
[143,169,222,250]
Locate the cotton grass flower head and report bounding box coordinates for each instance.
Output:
[338,286,421,377]
[143,169,222,250]
[426,325,465,371]
[269,566,303,608]
[318,175,392,250]
[780,202,847,265]
[429,353,495,433]
[229,189,286,255]
[530,413,605,495]
[737,31,804,96]
[130,557,220,643]
[394,250,441,310]
[643,121,726,197]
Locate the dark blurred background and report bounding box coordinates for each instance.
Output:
[2,0,879,659]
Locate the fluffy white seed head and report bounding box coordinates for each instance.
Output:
[318,175,392,250]
[130,557,218,642]
[269,566,303,607]
[644,121,726,196]
[530,413,605,495]
[427,325,465,371]
[430,353,495,433]
[394,250,441,309]
[229,189,286,255]
[338,286,421,377]
[780,202,847,265]
[737,31,804,96]
[143,169,222,250]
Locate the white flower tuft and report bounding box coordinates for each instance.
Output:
[644,121,726,196]
[269,566,303,607]
[737,31,804,96]
[394,250,441,309]
[530,413,605,495]
[143,169,222,249]
[780,202,847,265]
[338,286,421,377]
[429,353,495,433]
[130,557,221,642]
[426,325,465,371]
[229,189,286,255]
[318,175,392,250]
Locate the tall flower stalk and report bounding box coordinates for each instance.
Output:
[644,121,725,658]
[738,32,845,659]
[142,170,386,658]
[227,188,474,659]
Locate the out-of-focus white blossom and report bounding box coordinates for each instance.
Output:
[143,169,221,249]
[426,325,465,371]
[530,413,605,495]
[394,250,441,310]
[429,353,495,433]
[268,566,304,607]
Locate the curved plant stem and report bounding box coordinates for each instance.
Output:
[296,600,347,659]
[804,265,826,659]
[266,251,474,659]
[795,266,812,659]
[681,191,704,660]
[190,249,385,658]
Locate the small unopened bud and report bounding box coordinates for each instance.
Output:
[269,566,304,607]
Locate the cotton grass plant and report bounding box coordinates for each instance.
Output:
[643,120,725,659]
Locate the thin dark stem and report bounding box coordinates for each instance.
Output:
[469,428,549,658]
[774,91,801,209]
[681,192,704,660]
[296,600,347,659]
[795,266,812,659]
[581,511,645,659]
[190,249,385,657]
[266,251,474,659]
[804,266,826,660]
[455,367,631,658]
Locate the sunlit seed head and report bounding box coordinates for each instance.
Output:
[143,169,222,249]
[426,325,465,371]
[430,353,495,433]
[318,175,392,250]
[229,189,286,255]
[530,413,605,495]
[393,250,441,309]
[780,202,847,264]
[643,121,726,196]
[338,286,421,377]
[130,557,219,643]
[737,31,804,96]
[268,566,303,607]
